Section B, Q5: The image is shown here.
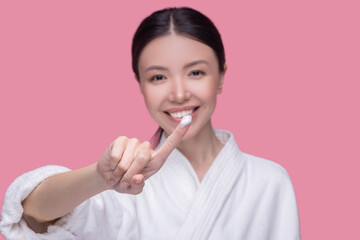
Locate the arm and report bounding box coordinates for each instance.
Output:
[22,163,108,231]
[21,116,192,233]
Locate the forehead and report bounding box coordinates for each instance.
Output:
[138,34,218,70]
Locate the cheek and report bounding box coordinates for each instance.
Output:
[143,88,164,111]
[144,94,157,111]
[196,80,219,103]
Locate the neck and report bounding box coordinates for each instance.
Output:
[174,121,224,179]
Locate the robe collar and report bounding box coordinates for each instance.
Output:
[157,129,246,239]
[157,128,244,186]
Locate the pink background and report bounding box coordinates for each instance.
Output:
[1,0,359,239]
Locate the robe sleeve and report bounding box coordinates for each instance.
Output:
[269,167,301,240]
[0,165,85,239]
[0,165,139,240]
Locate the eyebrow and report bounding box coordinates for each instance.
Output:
[144,59,209,73]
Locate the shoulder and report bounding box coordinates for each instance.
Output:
[214,129,292,182]
[242,152,293,189]
[244,153,288,175]
[215,129,291,179]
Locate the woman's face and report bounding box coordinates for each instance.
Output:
[138,34,226,139]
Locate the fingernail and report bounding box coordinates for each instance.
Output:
[180,115,192,128]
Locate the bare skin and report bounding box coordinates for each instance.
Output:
[22,122,191,232]
[22,33,227,233]
[170,119,224,181]
[138,34,227,181]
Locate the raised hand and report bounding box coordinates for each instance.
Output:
[97,115,192,195]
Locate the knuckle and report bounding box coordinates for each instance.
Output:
[110,151,120,161]
[136,153,149,163]
[113,136,127,146]
[117,164,128,173]
[116,136,127,142]
[129,138,140,145]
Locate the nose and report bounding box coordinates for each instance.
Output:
[168,77,191,103]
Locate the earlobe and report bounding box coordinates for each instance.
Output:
[217,80,224,94]
[136,75,145,95]
[217,64,227,94]
[134,74,144,95]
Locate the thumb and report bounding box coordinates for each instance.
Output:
[152,115,192,161]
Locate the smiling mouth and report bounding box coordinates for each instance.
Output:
[164,106,199,119]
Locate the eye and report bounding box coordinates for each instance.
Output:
[150,75,166,81]
[189,70,205,77]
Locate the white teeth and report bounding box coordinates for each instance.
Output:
[169,109,194,118]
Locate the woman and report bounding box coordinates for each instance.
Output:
[0,7,300,239]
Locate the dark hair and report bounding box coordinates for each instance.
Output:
[131,7,226,81]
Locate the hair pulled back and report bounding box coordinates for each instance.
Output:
[131,7,226,81]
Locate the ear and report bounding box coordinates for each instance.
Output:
[217,64,227,94]
[136,74,145,95]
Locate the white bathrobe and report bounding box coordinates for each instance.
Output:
[0,129,300,240]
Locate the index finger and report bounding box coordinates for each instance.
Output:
[152,115,192,161]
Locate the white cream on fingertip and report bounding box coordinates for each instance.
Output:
[180,115,192,128]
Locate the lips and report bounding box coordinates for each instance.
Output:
[164,106,199,121]
[165,106,198,113]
